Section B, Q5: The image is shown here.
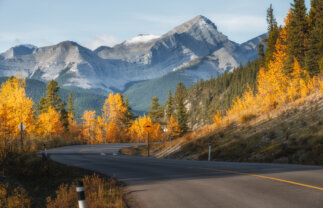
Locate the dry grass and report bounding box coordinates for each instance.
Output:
[0,183,31,208]
[0,152,126,208]
[47,175,124,208]
[123,92,323,165]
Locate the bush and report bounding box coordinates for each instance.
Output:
[0,183,31,208]
[46,174,125,208]
[239,113,256,123]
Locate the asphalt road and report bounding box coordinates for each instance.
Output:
[48,144,323,208]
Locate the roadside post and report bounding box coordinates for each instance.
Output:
[18,122,26,151]
[163,127,168,144]
[76,181,87,208]
[208,142,211,161]
[43,144,47,158]
[144,122,152,157]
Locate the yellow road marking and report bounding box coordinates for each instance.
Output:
[195,167,323,191]
[104,156,323,191]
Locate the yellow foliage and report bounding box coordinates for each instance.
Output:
[36,106,63,138]
[0,76,35,140]
[81,110,96,143]
[95,116,105,143]
[213,12,322,127]
[129,115,151,142]
[213,111,222,128]
[167,115,181,138]
[67,113,80,138]
[107,121,119,143]
[102,93,127,125]
[128,115,164,142]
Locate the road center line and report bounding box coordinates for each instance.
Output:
[197,167,323,191]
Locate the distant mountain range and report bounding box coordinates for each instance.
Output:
[0,15,266,112]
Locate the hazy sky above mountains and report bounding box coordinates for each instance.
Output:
[0,0,310,52]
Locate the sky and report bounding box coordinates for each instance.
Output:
[0,0,311,52]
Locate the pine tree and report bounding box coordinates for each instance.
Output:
[67,93,75,117]
[124,96,136,125]
[305,0,323,75]
[285,0,308,72]
[60,108,69,131]
[264,4,280,68]
[37,80,65,114]
[148,96,163,123]
[258,43,265,66]
[166,89,173,120]
[174,82,188,134]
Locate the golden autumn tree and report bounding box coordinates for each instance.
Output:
[167,115,181,139]
[128,119,140,142]
[101,93,128,142]
[67,113,80,139]
[107,121,119,143]
[0,103,11,148]
[0,76,35,141]
[81,110,96,143]
[95,116,106,143]
[102,93,127,125]
[128,115,164,142]
[129,115,149,142]
[213,111,223,129]
[36,106,63,139]
[149,123,163,142]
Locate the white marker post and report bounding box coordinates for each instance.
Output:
[76,181,87,208]
[208,142,211,161]
[18,122,26,151]
[43,144,48,158]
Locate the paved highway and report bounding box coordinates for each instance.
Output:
[48,144,323,208]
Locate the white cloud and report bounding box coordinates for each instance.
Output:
[0,32,22,42]
[81,34,119,50]
[208,14,266,33]
[134,14,190,26]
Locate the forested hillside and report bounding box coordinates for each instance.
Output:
[162,0,322,130]
[182,59,261,129]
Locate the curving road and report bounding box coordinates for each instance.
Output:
[48,144,323,208]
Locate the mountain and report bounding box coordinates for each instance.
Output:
[0,15,265,113]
